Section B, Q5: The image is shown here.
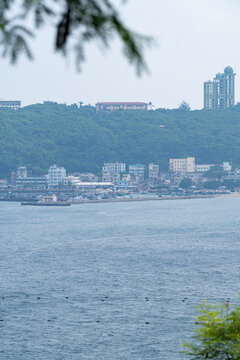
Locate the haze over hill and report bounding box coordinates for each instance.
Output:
[1,102,240,177]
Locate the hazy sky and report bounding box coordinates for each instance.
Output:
[2,0,240,109]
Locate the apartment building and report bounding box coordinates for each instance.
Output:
[102,162,126,182]
[204,66,235,110]
[129,164,145,183]
[48,165,66,188]
[148,163,159,183]
[169,157,195,173]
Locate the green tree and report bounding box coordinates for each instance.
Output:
[203,180,221,190]
[178,101,191,111]
[183,299,240,359]
[0,0,151,72]
[179,177,193,189]
[204,166,225,179]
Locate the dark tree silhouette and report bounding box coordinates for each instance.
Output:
[0,0,151,72]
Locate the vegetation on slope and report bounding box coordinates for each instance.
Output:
[1,102,240,177]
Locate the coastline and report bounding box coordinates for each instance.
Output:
[72,193,240,204]
[1,193,240,206]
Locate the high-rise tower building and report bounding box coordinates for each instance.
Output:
[204,66,235,110]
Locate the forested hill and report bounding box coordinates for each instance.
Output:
[1,101,240,177]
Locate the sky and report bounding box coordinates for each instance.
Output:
[2,0,240,109]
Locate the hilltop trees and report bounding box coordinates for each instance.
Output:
[178,101,191,111]
[1,103,240,178]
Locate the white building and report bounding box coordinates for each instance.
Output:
[222,162,232,172]
[148,163,159,183]
[16,166,27,178]
[102,162,126,174]
[129,164,145,183]
[102,162,126,182]
[48,165,66,188]
[0,100,21,109]
[195,164,214,173]
[169,157,195,173]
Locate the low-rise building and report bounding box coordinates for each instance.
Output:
[0,100,21,110]
[96,102,149,111]
[74,172,98,182]
[16,176,47,189]
[195,164,214,173]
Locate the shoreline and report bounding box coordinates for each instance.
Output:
[1,193,240,205]
[70,192,240,204]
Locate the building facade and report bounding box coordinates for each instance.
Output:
[16,166,27,179]
[96,102,149,111]
[204,66,235,110]
[195,164,213,173]
[102,162,126,182]
[169,157,195,173]
[148,163,159,183]
[16,176,47,189]
[129,164,145,183]
[222,162,232,172]
[0,101,21,109]
[48,165,66,188]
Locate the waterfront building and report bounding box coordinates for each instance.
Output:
[169,157,195,173]
[102,162,126,174]
[204,66,235,110]
[16,176,47,189]
[72,172,98,182]
[96,102,149,111]
[129,164,145,183]
[73,182,114,189]
[48,165,66,188]
[16,166,27,179]
[148,163,159,183]
[0,100,21,110]
[222,162,232,172]
[102,162,126,183]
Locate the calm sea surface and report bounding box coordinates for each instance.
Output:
[1,198,240,359]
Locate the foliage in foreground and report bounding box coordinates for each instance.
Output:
[183,299,240,359]
[0,0,150,72]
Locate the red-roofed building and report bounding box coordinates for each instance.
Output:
[96,102,149,111]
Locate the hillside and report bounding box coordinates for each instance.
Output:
[1,102,240,177]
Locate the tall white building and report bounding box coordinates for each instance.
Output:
[148,163,159,182]
[204,66,235,110]
[48,165,66,188]
[169,157,195,173]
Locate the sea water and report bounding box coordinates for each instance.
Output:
[1,198,240,359]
